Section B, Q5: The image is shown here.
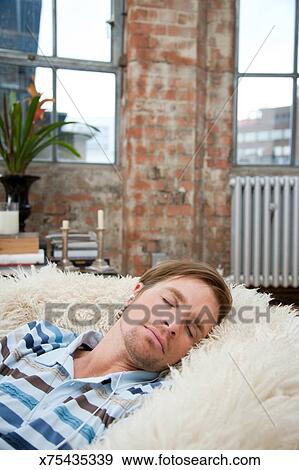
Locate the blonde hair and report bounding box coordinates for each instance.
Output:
[136,259,232,325]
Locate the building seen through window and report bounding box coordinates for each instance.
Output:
[237,103,292,165]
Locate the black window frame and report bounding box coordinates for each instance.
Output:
[233,0,299,167]
[0,0,125,166]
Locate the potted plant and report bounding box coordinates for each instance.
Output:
[0,80,94,231]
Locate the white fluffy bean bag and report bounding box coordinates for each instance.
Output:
[0,264,298,450]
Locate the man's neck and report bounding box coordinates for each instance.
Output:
[73,322,136,379]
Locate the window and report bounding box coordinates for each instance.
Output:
[235,0,299,166]
[0,0,124,164]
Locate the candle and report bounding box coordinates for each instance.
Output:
[62,220,69,229]
[97,209,104,229]
[0,202,19,235]
[0,210,19,235]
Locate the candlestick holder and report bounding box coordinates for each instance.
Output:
[85,227,118,275]
[56,226,79,272]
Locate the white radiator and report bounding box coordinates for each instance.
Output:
[230,176,299,287]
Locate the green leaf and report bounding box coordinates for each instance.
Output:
[8,101,24,173]
[21,95,40,143]
[81,122,101,134]
[18,123,70,161]
[11,102,22,154]
[35,120,77,138]
[19,121,82,161]
[51,140,81,158]
[37,120,101,137]
[2,95,11,152]
[23,136,81,164]
[0,138,7,159]
[17,133,40,164]
[0,113,9,150]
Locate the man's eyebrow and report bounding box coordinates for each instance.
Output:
[166,287,187,304]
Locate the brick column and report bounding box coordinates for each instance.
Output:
[121,0,235,276]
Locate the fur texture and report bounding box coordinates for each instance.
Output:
[0,264,298,449]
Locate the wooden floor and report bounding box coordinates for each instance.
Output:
[247,285,299,312]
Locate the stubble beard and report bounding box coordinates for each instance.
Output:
[120,323,162,372]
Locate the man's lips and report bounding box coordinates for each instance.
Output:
[144,325,165,353]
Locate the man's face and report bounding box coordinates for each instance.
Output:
[119,276,219,372]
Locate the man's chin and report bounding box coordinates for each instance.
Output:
[121,325,164,370]
[126,343,165,371]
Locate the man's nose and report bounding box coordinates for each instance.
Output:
[160,319,177,337]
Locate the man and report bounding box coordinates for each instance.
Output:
[0,260,232,450]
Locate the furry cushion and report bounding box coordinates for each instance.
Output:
[0,264,298,449]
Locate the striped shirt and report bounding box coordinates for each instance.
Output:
[0,320,165,450]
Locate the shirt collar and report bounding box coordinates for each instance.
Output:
[66,329,103,355]
[109,369,161,391]
[33,329,102,375]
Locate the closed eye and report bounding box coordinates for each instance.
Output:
[162,297,174,308]
[195,322,204,336]
[162,297,195,339]
[186,324,193,338]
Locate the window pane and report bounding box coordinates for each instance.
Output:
[238,0,295,73]
[236,78,293,165]
[34,67,54,161]
[57,0,112,62]
[0,0,52,56]
[56,70,115,164]
[0,64,52,111]
[0,64,53,162]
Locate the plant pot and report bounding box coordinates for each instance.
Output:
[0,175,40,232]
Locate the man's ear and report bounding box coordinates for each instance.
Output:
[133,282,144,295]
[126,282,144,306]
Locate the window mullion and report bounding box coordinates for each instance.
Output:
[0,54,118,74]
[52,68,57,163]
[111,0,124,66]
[52,0,57,162]
[233,0,241,165]
[53,0,57,58]
[291,0,299,166]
